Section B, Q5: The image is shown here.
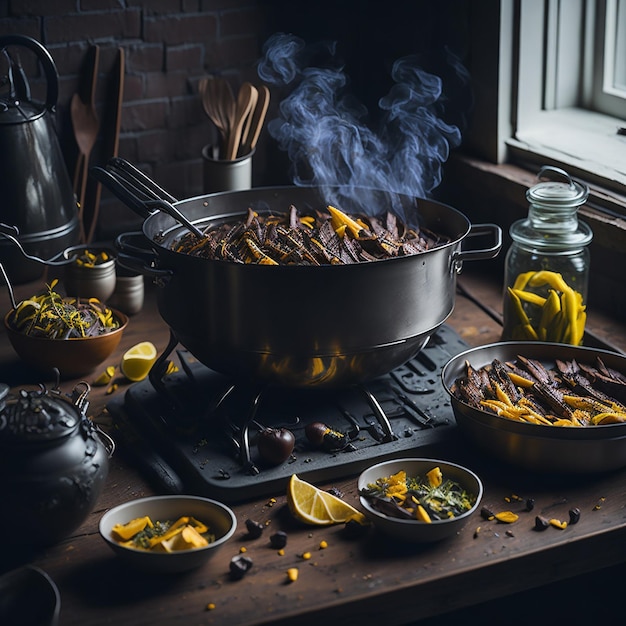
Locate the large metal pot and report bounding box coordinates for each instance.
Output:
[94,159,502,388]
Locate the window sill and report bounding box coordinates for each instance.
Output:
[508,108,626,208]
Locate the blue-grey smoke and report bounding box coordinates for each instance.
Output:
[257,33,468,220]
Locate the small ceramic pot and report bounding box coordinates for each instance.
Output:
[108,270,144,315]
[63,245,116,302]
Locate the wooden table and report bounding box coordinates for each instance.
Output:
[1,270,625,626]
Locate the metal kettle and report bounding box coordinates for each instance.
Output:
[0,380,114,546]
[0,35,80,284]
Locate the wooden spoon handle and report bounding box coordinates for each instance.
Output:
[242,85,270,154]
[226,83,255,161]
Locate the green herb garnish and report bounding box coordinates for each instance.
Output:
[360,467,476,522]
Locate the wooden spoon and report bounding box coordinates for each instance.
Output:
[86,47,124,245]
[240,85,270,156]
[200,77,229,149]
[225,82,256,161]
[71,45,100,243]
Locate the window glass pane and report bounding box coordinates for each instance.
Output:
[613,0,626,90]
[604,0,626,96]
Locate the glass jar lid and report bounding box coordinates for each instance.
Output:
[526,165,589,209]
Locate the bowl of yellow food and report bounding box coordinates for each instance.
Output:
[4,280,127,379]
[98,495,237,572]
[358,458,483,543]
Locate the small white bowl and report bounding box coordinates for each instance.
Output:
[358,458,483,543]
[99,495,237,572]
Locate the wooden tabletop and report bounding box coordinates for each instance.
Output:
[1,269,625,626]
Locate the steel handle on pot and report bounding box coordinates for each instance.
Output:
[114,231,172,279]
[452,223,502,270]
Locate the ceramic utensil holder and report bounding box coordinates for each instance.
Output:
[202,144,254,193]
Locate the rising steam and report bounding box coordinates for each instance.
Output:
[257,33,469,219]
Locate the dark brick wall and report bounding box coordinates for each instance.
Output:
[1,0,470,240]
[1,0,273,239]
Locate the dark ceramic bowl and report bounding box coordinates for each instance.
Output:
[4,308,128,379]
[0,566,60,626]
[358,458,483,543]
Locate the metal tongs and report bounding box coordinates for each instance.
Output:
[90,157,205,239]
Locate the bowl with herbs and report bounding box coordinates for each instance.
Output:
[99,495,237,573]
[358,458,483,542]
[4,279,128,379]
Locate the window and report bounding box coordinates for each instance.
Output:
[467,0,626,209]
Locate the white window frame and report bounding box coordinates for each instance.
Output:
[466,0,626,207]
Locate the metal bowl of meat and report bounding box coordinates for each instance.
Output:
[441,342,626,474]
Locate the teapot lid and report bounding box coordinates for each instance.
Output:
[0,99,46,125]
[0,383,79,445]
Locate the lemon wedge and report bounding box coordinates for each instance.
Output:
[120,341,157,381]
[287,474,365,526]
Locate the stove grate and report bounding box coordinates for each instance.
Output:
[107,324,468,502]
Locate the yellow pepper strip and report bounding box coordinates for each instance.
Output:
[327,205,365,239]
[415,502,432,523]
[426,466,443,488]
[538,289,561,340]
[149,516,190,548]
[592,412,626,425]
[507,372,535,388]
[552,419,577,427]
[527,270,569,293]
[112,516,154,541]
[494,382,514,406]
[480,399,511,413]
[506,288,539,340]
[512,271,536,291]
[511,288,546,308]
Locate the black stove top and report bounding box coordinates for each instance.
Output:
[107,325,468,502]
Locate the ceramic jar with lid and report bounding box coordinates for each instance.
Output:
[501,166,593,345]
[0,381,114,546]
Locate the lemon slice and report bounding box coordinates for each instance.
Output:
[287,474,365,526]
[121,341,157,381]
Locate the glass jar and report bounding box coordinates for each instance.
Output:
[501,166,592,345]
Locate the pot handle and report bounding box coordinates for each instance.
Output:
[452,223,502,270]
[0,35,59,111]
[0,223,78,266]
[115,231,172,279]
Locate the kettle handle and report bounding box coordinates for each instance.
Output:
[0,34,59,111]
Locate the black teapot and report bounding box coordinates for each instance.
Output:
[0,35,80,284]
[0,380,113,547]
